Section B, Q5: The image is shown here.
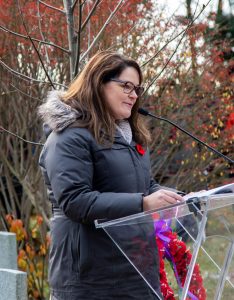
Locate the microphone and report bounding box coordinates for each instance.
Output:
[138,107,234,164]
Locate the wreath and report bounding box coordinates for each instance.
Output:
[154,218,206,300]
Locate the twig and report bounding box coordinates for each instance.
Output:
[9,83,41,101]
[74,0,83,76]
[81,0,100,31]
[38,0,65,13]
[0,60,67,88]
[141,0,211,68]
[37,1,50,65]
[17,0,55,88]
[0,25,69,53]
[71,0,79,11]
[143,0,211,94]
[80,0,125,62]
[0,127,44,146]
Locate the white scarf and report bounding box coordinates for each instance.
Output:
[115,120,132,144]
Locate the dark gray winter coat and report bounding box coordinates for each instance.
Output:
[39,91,162,299]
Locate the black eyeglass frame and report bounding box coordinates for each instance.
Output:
[109,78,144,96]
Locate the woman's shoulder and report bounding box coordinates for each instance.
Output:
[39,127,96,168]
[47,127,95,146]
[39,127,96,166]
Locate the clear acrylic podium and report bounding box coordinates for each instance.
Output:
[95,193,234,300]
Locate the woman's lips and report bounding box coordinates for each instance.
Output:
[123,102,133,108]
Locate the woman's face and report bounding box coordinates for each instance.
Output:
[103,67,140,120]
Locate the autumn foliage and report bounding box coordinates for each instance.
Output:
[5,214,50,299]
[0,1,233,298]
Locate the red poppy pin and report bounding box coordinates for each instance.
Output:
[135,144,145,155]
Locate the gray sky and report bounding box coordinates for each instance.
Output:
[157,0,233,16]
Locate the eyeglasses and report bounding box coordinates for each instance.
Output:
[109,78,144,96]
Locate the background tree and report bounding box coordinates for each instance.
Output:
[0,0,233,298]
[147,0,233,190]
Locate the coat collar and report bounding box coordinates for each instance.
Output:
[38,90,82,132]
[114,131,136,147]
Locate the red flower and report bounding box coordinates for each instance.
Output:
[226,112,234,129]
[135,144,146,155]
[155,226,206,300]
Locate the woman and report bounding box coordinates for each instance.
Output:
[39,51,182,300]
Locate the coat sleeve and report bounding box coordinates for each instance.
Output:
[149,178,179,195]
[40,129,143,223]
[149,178,162,194]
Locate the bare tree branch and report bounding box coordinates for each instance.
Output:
[17,0,55,88]
[0,127,44,146]
[63,0,77,79]
[141,0,210,68]
[81,0,100,31]
[80,0,125,62]
[143,0,212,94]
[9,83,41,101]
[106,19,140,52]
[0,60,66,88]
[74,0,83,76]
[37,0,51,65]
[39,0,65,13]
[0,25,70,53]
[0,148,50,225]
[71,0,79,11]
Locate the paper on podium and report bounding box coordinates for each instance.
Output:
[183,183,234,201]
[95,193,234,300]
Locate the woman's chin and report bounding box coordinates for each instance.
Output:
[113,107,133,120]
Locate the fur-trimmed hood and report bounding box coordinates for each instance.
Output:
[38,90,81,132]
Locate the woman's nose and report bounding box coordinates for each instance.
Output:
[128,89,138,99]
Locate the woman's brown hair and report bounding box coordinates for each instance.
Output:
[62,51,151,145]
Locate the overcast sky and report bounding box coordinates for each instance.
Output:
[157,0,233,17]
